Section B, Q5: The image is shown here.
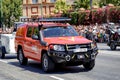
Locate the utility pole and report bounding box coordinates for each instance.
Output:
[0,0,3,28]
[40,0,43,18]
[90,0,93,24]
[90,0,92,10]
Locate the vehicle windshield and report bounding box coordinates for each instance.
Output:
[42,26,79,37]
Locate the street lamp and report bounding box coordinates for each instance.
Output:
[90,0,93,24]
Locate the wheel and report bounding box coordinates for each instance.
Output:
[110,42,116,50]
[83,60,95,70]
[18,48,28,65]
[0,51,5,59]
[42,53,55,72]
[0,47,5,59]
[0,53,5,59]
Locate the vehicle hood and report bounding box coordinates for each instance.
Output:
[44,36,92,45]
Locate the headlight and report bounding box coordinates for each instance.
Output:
[50,45,65,51]
[91,42,97,49]
[54,45,65,51]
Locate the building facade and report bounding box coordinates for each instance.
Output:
[22,0,56,18]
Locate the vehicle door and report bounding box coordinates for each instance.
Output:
[31,27,42,61]
[24,26,34,58]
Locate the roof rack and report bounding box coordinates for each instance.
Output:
[20,17,71,23]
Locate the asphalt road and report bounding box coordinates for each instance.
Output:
[0,43,120,80]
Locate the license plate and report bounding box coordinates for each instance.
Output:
[77,55,84,59]
[73,48,87,53]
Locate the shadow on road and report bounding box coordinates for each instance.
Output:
[9,60,90,74]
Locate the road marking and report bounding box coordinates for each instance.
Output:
[0,59,8,63]
[50,76,64,80]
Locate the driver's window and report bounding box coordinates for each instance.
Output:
[26,27,33,37]
[33,27,39,39]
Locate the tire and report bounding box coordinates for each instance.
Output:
[110,42,116,50]
[83,60,95,70]
[42,53,55,72]
[0,47,5,59]
[18,48,28,65]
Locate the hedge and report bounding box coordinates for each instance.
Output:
[63,7,120,25]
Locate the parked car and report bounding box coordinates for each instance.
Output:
[15,18,98,72]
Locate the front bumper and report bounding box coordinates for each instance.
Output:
[48,47,98,65]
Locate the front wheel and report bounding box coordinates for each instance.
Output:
[18,48,28,65]
[42,53,55,72]
[83,60,95,70]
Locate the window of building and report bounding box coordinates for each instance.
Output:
[31,7,38,14]
[50,0,56,3]
[42,0,46,3]
[32,0,38,4]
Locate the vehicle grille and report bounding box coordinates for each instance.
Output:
[67,44,91,51]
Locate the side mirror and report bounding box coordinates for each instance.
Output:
[32,35,38,40]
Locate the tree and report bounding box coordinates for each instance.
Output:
[54,0,70,14]
[74,0,90,10]
[99,0,120,7]
[1,0,22,28]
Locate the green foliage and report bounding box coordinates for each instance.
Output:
[74,0,90,10]
[99,0,120,7]
[73,0,120,9]
[69,11,90,25]
[78,11,86,24]
[54,0,70,14]
[1,0,22,28]
[92,0,99,6]
[70,12,79,25]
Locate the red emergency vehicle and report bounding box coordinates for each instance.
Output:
[15,18,98,72]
